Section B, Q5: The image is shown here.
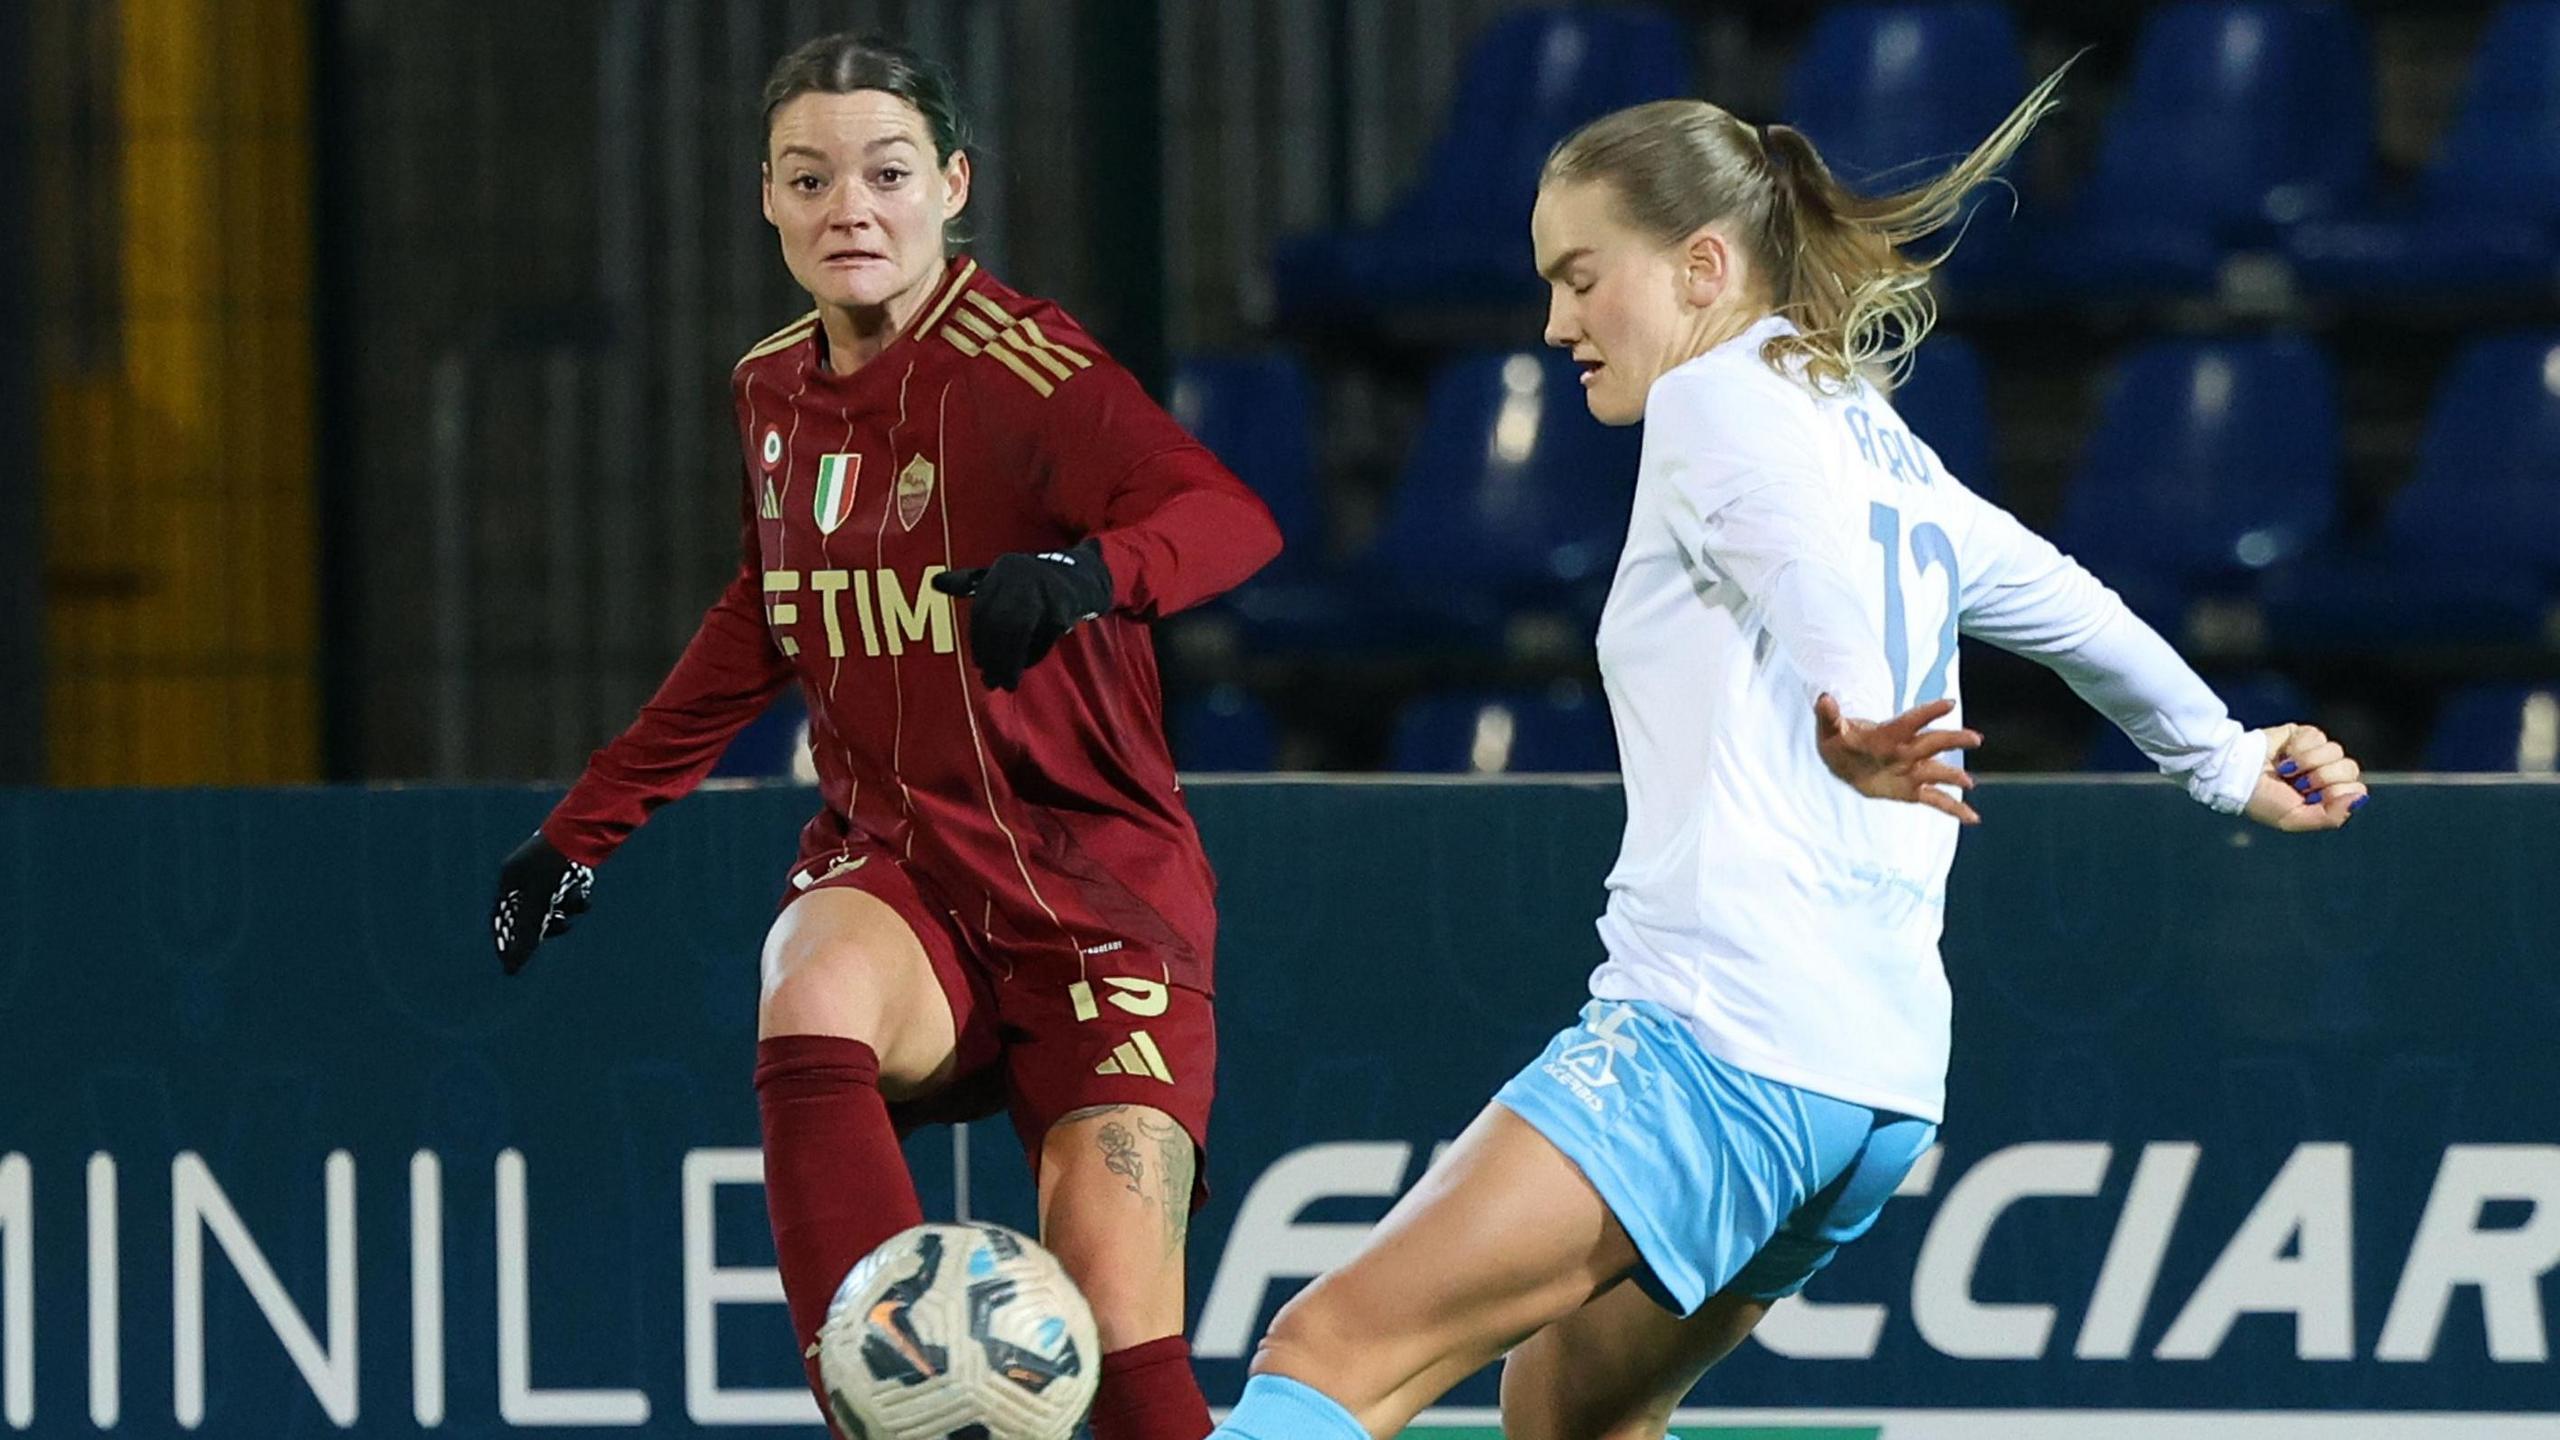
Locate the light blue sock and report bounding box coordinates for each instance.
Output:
[1211,1374,1371,1440]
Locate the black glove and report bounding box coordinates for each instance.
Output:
[490,831,595,975]
[931,538,1113,691]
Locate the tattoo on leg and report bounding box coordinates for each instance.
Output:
[1139,1114,1194,1261]
[1099,1121,1145,1196]
[1059,1104,1191,1258]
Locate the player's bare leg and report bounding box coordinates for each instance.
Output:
[1248,1102,1640,1438]
[1041,1103,1214,1440]
[1039,1102,1194,1346]
[1499,1281,1770,1440]
[759,886,960,1087]
[756,886,964,1433]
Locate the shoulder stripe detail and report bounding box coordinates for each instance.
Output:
[998,327,1076,382]
[735,311,818,367]
[960,291,1017,328]
[977,334,1059,396]
[938,321,1058,395]
[1013,317,1093,373]
[935,290,1093,397]
[912,259,980,341]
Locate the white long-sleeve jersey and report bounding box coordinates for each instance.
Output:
[1589,316,2266,1121]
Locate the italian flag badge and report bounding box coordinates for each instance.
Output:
[813,453,860,534]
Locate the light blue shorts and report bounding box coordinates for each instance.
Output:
[1493,998,1937,1316]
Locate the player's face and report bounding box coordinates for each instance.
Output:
[762,91,971,322]
[1532,180,1686,426]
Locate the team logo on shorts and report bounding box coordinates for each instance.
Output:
[1544,1005,1641,1114]
[814,453,860,534]
[896,454,936,531]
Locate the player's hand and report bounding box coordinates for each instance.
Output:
[490,831,595,975]
[2242,723,2370,832]
[931,538,1114,691]
[1814,694,1984,824]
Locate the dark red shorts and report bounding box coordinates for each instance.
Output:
[781,842,1216,1205]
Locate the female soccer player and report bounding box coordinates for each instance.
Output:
[1209,68,2370,1440]
[485,35,1279,1440]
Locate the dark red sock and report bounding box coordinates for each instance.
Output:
[756,1034,923,1428]
[1089,1336,1214,1440]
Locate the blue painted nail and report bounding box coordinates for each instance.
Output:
[2306,790,2323,805]
[2277,759,2297,777]
[2293,776,2314,792]
[2350,795,2368,814]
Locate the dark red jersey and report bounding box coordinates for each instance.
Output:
[542,258,1281,992]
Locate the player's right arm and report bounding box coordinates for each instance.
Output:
[491,482,795,972]
[1651,367,1979,818]
[1949,490,2366,829]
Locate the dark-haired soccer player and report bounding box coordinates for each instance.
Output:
[488,34,1279,1440]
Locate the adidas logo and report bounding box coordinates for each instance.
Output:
[1092,1029,1175,1083]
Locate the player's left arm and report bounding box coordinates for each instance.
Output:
[1038,358,1283,619]
[1951,490,2368,830]
[935,340,1281,690]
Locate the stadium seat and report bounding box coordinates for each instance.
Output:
[2058,338,2339,622]
[1369,349,1642,595]
[1170,353,1322,572]
[1172,685,1281,772]
[2047,2,2374,297]
[1782,4,2027,186]
[2391,335,2560,572]
[1886,333,1997,503]
[1272,6,1693,327]
[1232,349,1641,655]
[2426,683,2560,772]
[2085,671,2307,772]
[2264,333,2560,646]
[1390,684,1618,773]
[2287,1,2560,300]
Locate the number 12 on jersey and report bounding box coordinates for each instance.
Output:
[1869,502,1960,712]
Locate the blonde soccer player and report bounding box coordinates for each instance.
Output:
[1207,67,2369,1440]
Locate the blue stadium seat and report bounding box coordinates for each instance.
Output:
[1171,685,1280,772]
[2265,334,2560,646]
[2423,2,2560,223]
[1390,685,1618,773]
[1887,333,1996,502]
[2391,334,2560,572]
[2287,2,2560,299]
[1233,349,1640,655]
[2058,338,2339,620]
[1170,353,1322,572]
[1369,349,1642,598]
[1783,4,2026,186]
[2051,2,2373,297]
[2426,683,2560,772]
[1273,7,1693,326]
[2085,671,2307,772]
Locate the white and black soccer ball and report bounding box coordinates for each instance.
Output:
[817,1223,1101,1440]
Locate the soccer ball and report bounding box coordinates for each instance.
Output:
[816,1223,1101,1440]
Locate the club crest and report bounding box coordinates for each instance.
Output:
[896,454,936,532]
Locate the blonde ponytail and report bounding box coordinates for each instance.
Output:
[1544,60,2074,393]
